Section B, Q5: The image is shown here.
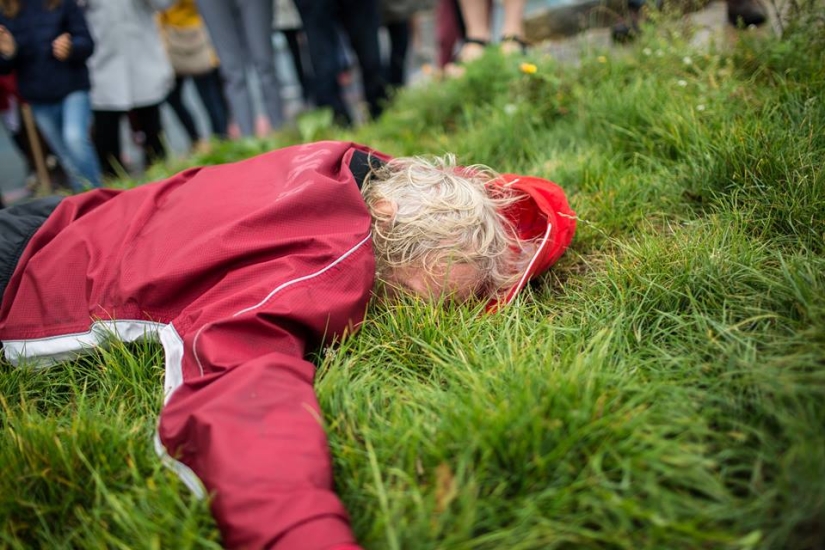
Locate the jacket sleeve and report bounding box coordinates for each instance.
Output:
[0,53,12,74]
[64,0,94,63]
[0,20,25,73]
[159,330,359,549]
[157,244,372,550]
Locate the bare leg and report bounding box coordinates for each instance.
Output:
[500,0,527,54]
[457,0,492,40]
[456,0,491,61]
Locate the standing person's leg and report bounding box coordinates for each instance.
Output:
[131,103,166,169]
[30,100,83,191]
[60,90,102,188]
[16,105,69,185]
[9,106,34,171]
[294,0,351,125]
[197,0,255,136]
[92,110,122,178]
[499,0,528,54]
[193,68,229,139]
[338,0,387,120]
[443,0,494,76]
[282,29,313,104]
[238,0,283,131]
[436,0,464,68]
[456,0,492,61]
[166,75,200,145]
[385,20,410,89]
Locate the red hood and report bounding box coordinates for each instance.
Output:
[487,173,577,311]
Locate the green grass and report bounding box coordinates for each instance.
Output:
[2,8,824,549]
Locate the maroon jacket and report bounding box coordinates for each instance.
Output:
[0,141,385,549]
[0,140,576,549]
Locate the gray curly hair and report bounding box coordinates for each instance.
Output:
[362,154,525,299]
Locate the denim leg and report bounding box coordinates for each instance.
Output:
[193,69,229,139]
[30,100,84,191]
[61,91,102,188]
[239,0,283,130]
[197,0,255,136]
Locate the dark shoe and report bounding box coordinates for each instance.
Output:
[500,35,529,55]
[612,19,640,43]
[444,37,488,78]
[611,7,642,43]
[456,37,489,63]
[727,0,767,27]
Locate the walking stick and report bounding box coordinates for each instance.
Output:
[20,102,51,195]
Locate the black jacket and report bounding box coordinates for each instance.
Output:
[0,0,94,103]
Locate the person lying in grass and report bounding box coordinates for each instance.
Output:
[0,141,575,550]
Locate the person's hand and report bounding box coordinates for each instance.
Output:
[52,32,72,61]
[0,26,16,58]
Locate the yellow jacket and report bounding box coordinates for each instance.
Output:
[158,0,202,28]
[156,0,219,71]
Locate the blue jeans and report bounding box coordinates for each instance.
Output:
[30,90,102,191]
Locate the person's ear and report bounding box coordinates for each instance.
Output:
[371,199,397,232]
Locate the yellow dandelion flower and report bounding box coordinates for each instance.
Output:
[597,56,607,63]
[520,62,538,74]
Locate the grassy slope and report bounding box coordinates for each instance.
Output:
[2,10,823,550]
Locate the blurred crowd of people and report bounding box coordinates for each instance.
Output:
[0,0,455,195]
[0,0,766,201]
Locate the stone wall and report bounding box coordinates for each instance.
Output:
[524,0,712,40]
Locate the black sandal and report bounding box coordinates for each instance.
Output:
[463,37,489,48]
[500,35,529,54]
[444,37,489,77]
[456,37,489,63]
